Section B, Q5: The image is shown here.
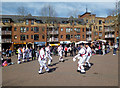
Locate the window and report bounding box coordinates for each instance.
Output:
[20,35,26,40]
[99,26,102,31]
[83,28,84,32]
[31,27,33,31]
[14,27,17,31]
[96,26,97,29]
[75,35,80,39]
[61,35,63,38]
[76,28,80,33]
[26,35,29,39]
[66,34,70,40]
[99,32,102,37]
[66,28,70,33]
[20,27,26,32]
[95,32,98,35]
[61,28,63,31]
[6,28,9,31]
[83,35,84,39]
[99,20,102,24]
[71,28,73,31]
[26,20,29,25]
[31,35,33,39]
[34,27,39,33]
[86,19,88,23]
[26,27,29,31]
[34,34,39,40]
[31,20,34,25]
[70,22,72,25]
[74,28,77,31]
[14,35,17,39]
[71,35,73,38]
[42,35,44,39]
[42,27,45,31]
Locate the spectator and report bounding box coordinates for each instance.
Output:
[32,48,35,60]
[113,43,118,55]
[73,46,77,56]
[6,49,9,59]
[102,43,105,55]
[98,44,101,55]
[64,46,68,57]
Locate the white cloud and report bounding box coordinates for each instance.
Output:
[1,0,119,2]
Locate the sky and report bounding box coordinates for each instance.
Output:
[1,2,117,18]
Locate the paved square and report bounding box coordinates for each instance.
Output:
[2,52,118,86]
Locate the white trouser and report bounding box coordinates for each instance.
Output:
[102,50,105,55]
[59,51,63,61]
[46,54,52,65]
[23,53,26,61]
[18,54,21,64]
[85,56,91,67]
[77,55,86,72]
[38,59,49,73]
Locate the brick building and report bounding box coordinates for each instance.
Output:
[78,12,119,45]
[0,12,119,50]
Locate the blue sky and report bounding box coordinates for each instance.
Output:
[1,2,116,17]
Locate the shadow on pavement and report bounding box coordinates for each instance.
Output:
[50,62,59,67]
[85,63,94,71]
[48,67,58,73]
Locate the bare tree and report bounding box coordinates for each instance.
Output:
[67,9,79,18]
[17,6,30,16]
[40,4,57,17]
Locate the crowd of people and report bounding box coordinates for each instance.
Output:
[0,41,119,74]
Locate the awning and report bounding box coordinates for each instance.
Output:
[97,39,106,42]
[35,42,46,46]
[75,41,88,45]
[60,41,71,44]
[49,43,60,46]
[14,42,26,44]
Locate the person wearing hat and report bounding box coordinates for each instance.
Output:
[45,45,53,66]
[85,43,92,68]
[38,47,49,74]
[58,45,64,62]
[73,43,86,74]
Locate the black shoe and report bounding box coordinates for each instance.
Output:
[39,72,43,74]
[77,70,81,72]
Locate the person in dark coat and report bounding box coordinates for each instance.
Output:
[32,48,35,60]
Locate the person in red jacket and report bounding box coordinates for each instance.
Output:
[64,46,67,57]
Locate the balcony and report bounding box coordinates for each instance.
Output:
[48,31,59,35]
[47,37,59,42]
[105,34,115,38]
[86,31,92,35]
[105,29,115,32]
[2,31,12,35]
[2,39,12,43]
